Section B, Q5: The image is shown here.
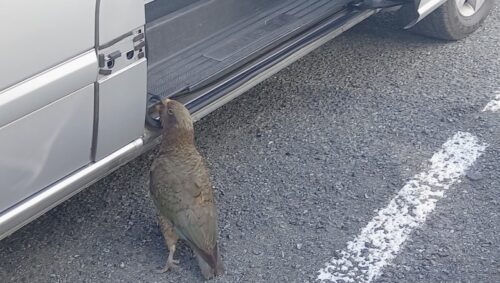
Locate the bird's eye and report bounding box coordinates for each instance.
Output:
[167,108,174,115]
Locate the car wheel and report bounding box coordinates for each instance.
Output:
[409,0,493,40]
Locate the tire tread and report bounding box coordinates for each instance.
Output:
[408,0,492,40]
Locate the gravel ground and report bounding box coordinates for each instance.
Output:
[1,7,499,283]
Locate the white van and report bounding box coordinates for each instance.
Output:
[0,0,492,240]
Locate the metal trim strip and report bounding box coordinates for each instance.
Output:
[0,51,98,128]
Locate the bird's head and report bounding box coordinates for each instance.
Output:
[156,98,193,132]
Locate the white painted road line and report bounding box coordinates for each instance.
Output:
[483,91,500,112]
[317,132,487,283]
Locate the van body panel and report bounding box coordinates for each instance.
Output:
[406,0,448,27]
[0,0,96,91]
[0,84,94,212]
[97,0,145,46]
[94,59,147,161]
[0,51,98,128]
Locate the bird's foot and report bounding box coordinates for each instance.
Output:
[155,259,181,273]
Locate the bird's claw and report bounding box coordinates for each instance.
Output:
[155,259,181,273]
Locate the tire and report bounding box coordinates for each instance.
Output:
[409,0,493,40]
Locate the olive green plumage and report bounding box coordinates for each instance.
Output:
[149,99,223,279]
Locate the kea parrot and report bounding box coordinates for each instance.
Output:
[149,98,224,279]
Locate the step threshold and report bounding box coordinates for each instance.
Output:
[147,0,352,100]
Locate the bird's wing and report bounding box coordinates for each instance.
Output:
[174,158,219,266]
[151,154,219,267]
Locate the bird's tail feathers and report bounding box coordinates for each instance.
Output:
[193,243,224,279]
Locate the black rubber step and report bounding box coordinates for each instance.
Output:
[146,0,350,100]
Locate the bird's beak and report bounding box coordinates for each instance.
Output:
[155,98,171,113]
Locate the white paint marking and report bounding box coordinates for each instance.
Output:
[483,91,500,112]
[317,132,487,282]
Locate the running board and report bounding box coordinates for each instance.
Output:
[146,0,352,100]
[187,9,376,117]
[148,8,376,127]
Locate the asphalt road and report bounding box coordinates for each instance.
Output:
[1,8,499,283]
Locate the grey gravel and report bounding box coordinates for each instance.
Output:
[1,7,500,283]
